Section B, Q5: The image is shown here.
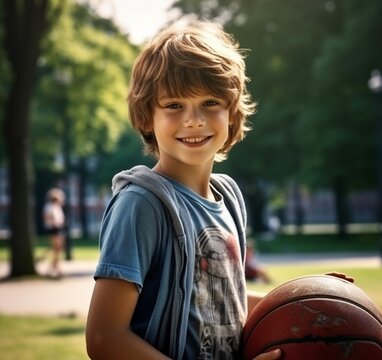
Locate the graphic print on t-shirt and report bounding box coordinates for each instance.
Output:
[194,226,246,359]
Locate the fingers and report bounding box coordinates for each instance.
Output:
[325,271,354,283]
[253,349,282,360]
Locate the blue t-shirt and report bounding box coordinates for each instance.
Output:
[95,175,247,359]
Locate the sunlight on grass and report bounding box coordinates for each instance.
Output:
[0,238,100,262]
[0,315,86,360]
[0,265,380,359]
[247,265,382,309]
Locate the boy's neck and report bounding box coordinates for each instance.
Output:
[153,161,216,201]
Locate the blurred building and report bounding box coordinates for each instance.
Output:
[283,188,379,234]
[0,167,109,239]
[0,167,379,238]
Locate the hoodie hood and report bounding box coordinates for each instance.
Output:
[112,165,186,238]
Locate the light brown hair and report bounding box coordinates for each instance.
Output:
[127,19,256,161]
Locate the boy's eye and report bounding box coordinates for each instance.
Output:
[166,103,182,109]
[204,100,219,107]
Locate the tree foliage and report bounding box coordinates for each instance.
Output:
[299,0,382,189]
[2,0,67,277]
[174,0,381,190]
[0,0,139,275]
[173,0,382,232]
[33,2,138,170]
[1,0,381,253]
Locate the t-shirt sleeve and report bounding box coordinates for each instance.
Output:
[94,185,166,292]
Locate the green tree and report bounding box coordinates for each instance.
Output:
[32,2,138,238]
[174,0,338,231]
[0,6,10,162]
[1,0,139,275]
[173,0,381,234]
[95,128,154,189]
[33,2,137,169]
[2,0,67,277]
[299,0,382,235]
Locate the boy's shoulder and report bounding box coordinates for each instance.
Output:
[104,183,171,229]
[112,165,175,196]
[111,166,179,213]
[115,182,166,209]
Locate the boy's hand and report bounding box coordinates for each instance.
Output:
[253,349,282,360]
[325,271,354,283]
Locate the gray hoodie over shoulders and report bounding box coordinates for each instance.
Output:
[110,165,247,359]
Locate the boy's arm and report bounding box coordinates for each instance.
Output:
[86,278,170,360]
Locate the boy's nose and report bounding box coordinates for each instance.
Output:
[184,108,205,127]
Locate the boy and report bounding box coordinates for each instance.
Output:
[86,19,281,360]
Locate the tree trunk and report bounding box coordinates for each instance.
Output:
[3,0,49,277]
[292,183,304,235]
[333,177,349,239]
[79,157,89,239]
[4,81,36,276]
[244,181,269,234]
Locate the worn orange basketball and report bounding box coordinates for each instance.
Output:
[242,275,382,360]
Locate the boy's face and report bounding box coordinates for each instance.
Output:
[151,92,231,169]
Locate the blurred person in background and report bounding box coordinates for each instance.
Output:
[245,239,272,284]
[42,188,66,277]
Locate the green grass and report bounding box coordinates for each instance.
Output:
[0,314,87,360]
[0,233,380,359]
[0,237,100,262]
[247,265,382,309]
[0,264,380,359]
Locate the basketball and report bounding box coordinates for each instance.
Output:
[242,274,382,360]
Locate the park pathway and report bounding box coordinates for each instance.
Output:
[0,252,380,317]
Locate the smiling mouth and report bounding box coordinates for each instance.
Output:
[179,136,211,144]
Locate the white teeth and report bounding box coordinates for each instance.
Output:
[181,137,208,143]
